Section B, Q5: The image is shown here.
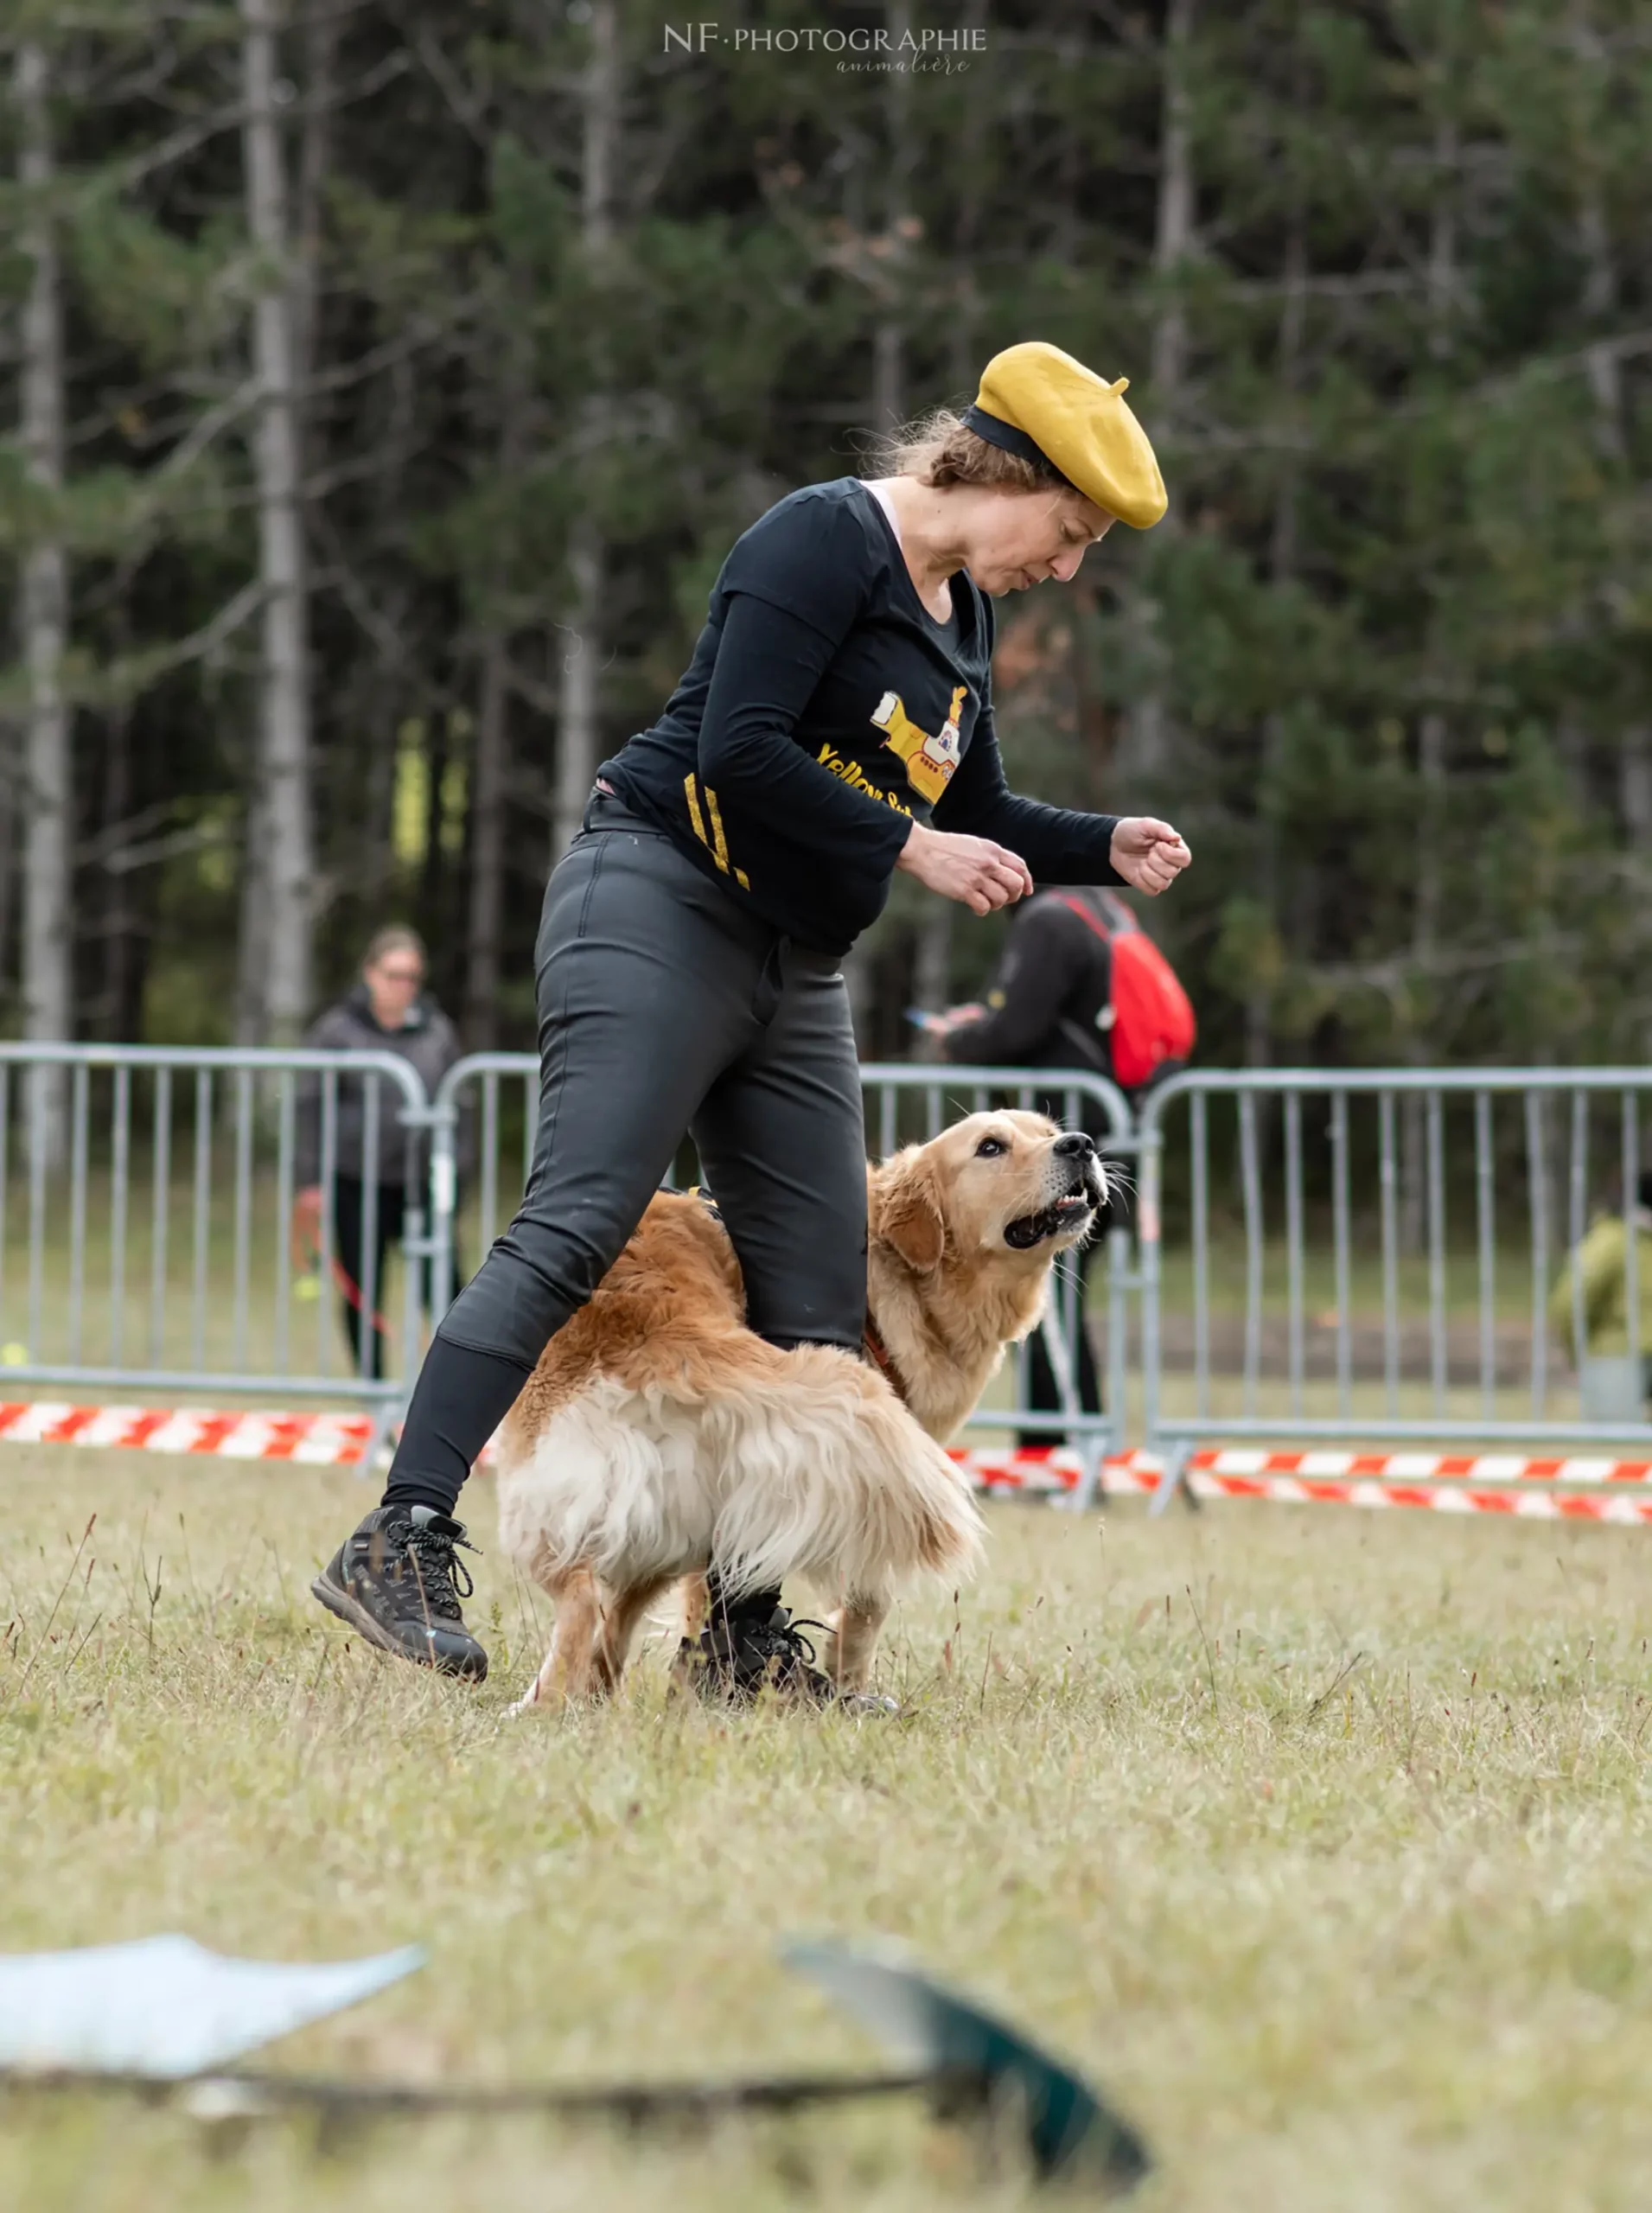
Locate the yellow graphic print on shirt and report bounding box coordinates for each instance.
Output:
[871,684,967,805]
[683,771,749,890]
[814,746,912,814]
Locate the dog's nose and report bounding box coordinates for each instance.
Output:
[1053,1132,1094,1158]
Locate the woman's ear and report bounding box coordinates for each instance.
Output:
[877,1156,947,1273]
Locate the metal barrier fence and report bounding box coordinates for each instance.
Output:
[426,1055,1135,1489]
[9,1041,1652,1514]
[0,1044,434,1449]
[1135,1069,1652,1510]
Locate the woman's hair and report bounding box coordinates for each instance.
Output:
[865,405,1068,494]
[362,924,427,974]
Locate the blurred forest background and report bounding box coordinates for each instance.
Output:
[2,0,1649,1070]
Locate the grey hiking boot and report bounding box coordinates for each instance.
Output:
[312,1504,488,1680]
[679,1593,897,1714]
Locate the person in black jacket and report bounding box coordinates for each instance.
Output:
[293,927,471,1379]
[922,887,1122,1443]
[310,340,1191,1697]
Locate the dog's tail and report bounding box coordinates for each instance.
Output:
[705,1343,985,1605]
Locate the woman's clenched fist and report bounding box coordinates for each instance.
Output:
[896,822,1035,915]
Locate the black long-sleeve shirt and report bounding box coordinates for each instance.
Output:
[601,476,1125,954]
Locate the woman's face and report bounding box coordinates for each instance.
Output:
[365,948,424,1025]
[965,487,1116,596]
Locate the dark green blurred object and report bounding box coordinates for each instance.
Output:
[785,1937,1151,2191]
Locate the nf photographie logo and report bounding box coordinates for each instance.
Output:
[662,22,985,70]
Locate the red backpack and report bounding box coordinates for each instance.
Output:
[1050,889,1196,1092]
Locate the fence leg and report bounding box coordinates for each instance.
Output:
[360,1397,397,1480]
[1072,1430,1107,1514]
[1036,1292,1087,1510]
[1137,1126,1164,1464]
[427,1107,458,1323]
[1105,1221,1130,1464]
[1148,1439,1196,1519]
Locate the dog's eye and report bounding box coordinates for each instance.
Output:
[975,1136,1006,1158]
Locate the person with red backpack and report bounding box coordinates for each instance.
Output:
[921,885,1195,1442]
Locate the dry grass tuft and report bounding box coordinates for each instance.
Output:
[4,1450,1652,2209]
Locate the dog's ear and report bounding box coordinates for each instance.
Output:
[877,1156,947,1273]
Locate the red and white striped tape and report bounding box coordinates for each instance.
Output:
[962,1444,1652,1523]
[1107,1460,1652,1525]
[0,1400,375,1464]
[962,1444,1652,1491]
[3,1401,1650,1523]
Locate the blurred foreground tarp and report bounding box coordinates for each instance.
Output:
[0,1934,1148,2191]
[0,1936,425,2078]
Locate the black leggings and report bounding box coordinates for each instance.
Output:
[383,790,866,1517]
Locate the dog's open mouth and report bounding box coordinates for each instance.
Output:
[1003,1190,1096,1251]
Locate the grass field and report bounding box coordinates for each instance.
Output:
[5,1452,1652,2210]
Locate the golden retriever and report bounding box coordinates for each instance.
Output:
[494,1110,1105,1706]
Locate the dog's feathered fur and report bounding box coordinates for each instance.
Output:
[494,1110,1103,1705]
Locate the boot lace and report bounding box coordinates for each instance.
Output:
[737,1607,832,1687]
[401,1521,476,1622]
[764,1613,829,1669]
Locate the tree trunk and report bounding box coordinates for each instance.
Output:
[879,0,934,1041]
[1400,708,1446,1253]
[1248,194,1307,1073]
[291,0,336,424]
[237,0,314,1045]
[945,0,990,396]
[1577,188,1623,457]
[1119,0,1196,790]
[551,522,605,860]
[99,698,134,1039]
[916,0,989,1028]
[871,0,913,434]
[1149,0,1196,408]
[420,711,450,954]
[1401,111,1459,1249]
[464,633,509,1047]
[550,0,619,863]
[16,41,73,1164]
[0,730,16,1013]
[1621,726,1652,844]
[1569,2,1624,459]
[846,0,920,1049]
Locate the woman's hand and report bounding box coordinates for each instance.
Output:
[896,821,1033,916]
[1110,816,1191,895]
[911,1001,985,1038]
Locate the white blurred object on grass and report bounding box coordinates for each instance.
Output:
[0,1935,424,2079]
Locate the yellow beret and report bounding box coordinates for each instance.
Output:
[963,341,1168,530]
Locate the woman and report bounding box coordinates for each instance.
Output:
[311,340,1191,1693]
[293,927,470,1379]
